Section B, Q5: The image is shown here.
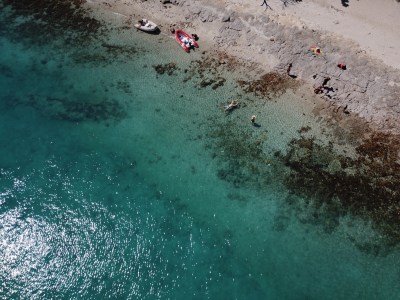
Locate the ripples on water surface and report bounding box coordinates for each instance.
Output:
[1,3,400,299]
[0,157,236,299]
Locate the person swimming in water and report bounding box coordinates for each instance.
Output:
[224,100,238,112]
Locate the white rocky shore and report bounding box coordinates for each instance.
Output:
[86,0,400,133]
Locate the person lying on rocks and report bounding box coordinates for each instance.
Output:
[310,46,322,55]
[314,86,324,94]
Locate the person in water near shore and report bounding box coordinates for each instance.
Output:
[224,100,238,112]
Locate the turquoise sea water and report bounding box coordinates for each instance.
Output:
[1,4,400,299]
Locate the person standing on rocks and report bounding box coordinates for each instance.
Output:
[261,0,271,9]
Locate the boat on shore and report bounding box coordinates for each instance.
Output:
[134,19,158,32]
[175,30,198,52]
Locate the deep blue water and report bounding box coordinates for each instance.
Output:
[1,3,400,299]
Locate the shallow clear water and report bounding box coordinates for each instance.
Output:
[1,5,400,299]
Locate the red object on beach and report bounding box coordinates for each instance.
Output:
[175,29,199,52]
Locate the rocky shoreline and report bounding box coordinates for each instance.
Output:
[83,0,400,134]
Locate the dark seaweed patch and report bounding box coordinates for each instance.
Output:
[0,64,14,78]
[206,120,276,191]
[14,95,127,123]
[153,63,179,76]
[102,43,138,57]
[237,73,299,98]
[72,53,110,65]
[278,133,400,250]
[297,126,311,134]
[182,51,240,89]
[206,110,400,252]
[53,98,127,122]
[199,77,226,89]
[116,80,132,94]
[2,0,102,45]
[71,44,138,66]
